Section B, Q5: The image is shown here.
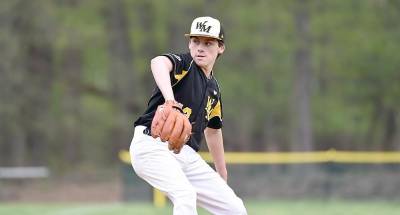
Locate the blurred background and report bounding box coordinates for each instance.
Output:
[1,0,400,214]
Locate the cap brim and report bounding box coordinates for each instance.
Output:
[184,33,223,41]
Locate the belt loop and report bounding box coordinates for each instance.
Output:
[143,127,151,136]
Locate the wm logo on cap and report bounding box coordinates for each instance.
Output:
[196,21,211,33]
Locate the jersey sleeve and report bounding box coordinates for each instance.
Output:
[207,95,223,129]
[161,53,191,86]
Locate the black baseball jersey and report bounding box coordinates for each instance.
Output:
[134,52,223,151]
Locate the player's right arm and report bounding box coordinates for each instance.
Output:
[151,56,175,101]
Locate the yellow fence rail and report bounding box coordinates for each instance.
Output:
[119,149,400,207]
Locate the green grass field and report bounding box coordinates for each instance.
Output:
[0,200,399,215]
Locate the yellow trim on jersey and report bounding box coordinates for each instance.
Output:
[174,70,188,82]
[209,100,222,119]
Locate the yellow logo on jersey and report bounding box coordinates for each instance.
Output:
[210,100,221,119]
[174,70,188,82]
[205,96,215,120]
[205,96,221,121]
[183,107,192,118]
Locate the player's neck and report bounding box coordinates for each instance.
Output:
[201,67,212,79]
[200,64,214,79]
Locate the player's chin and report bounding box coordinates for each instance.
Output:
[194,59,208,67]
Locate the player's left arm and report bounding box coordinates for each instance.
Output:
[204,127,228,182]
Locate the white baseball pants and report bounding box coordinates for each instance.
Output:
[130,126,247,215]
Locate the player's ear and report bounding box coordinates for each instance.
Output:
[188,38,192,49]
[218,42,225,55]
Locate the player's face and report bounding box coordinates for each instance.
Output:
[189,36,225,71]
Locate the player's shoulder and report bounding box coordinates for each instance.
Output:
[163,52,192,65]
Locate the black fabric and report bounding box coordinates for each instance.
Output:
[134,53,223,151]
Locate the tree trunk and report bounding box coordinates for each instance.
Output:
[291,0,313,152]
[394,113,400,150]
[10,0,54,166]
[138,1,159,94]
[105,0,136,161]
[60,47,83,164]
[382,108,398,150]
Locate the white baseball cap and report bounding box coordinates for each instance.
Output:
[185,16,224,42]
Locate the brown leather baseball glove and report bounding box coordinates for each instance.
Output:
[151,100,192,153]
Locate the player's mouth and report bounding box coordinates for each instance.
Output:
[196,55,206,60]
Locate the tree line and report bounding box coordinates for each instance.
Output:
[0,0,399,169]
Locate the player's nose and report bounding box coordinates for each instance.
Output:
[197,46,204,53]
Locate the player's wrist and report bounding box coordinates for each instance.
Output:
[164,100,183,112]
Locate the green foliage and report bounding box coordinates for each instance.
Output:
[1,0,399,169]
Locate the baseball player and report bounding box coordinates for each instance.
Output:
[130,16,247,215]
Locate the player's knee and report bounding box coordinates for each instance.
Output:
[170,186,197,203]
[177,187,197,201]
